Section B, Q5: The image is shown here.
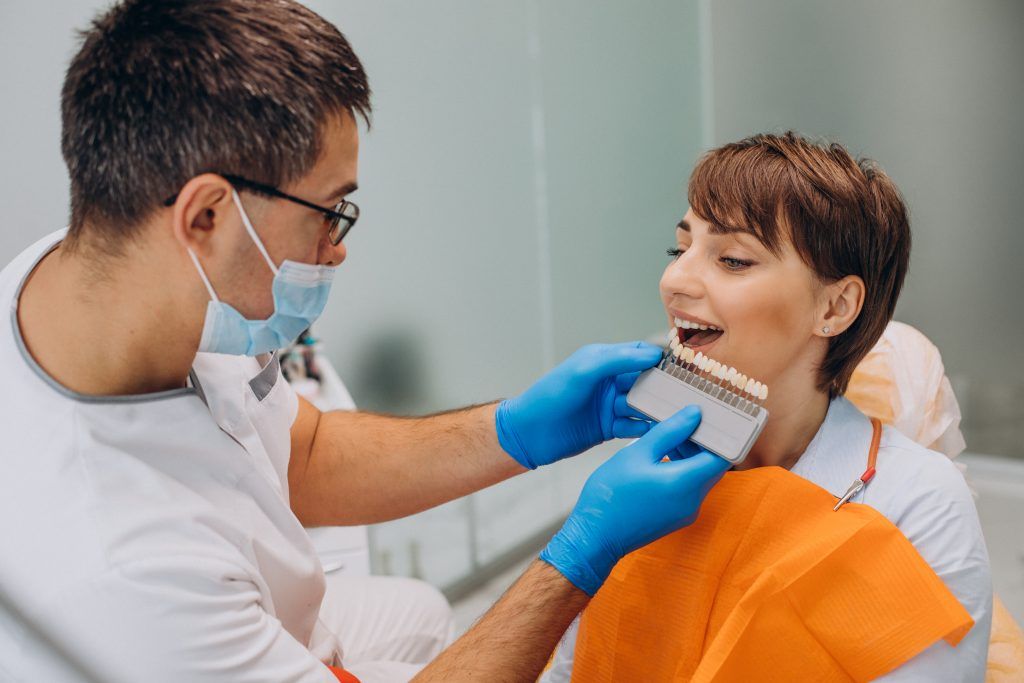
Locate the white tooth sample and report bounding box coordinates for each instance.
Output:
[716,364,727,380]
[727,367,737,382]
[699,355,710,371]
[745,378,756,395]
[672,344,683,358]
[668,329,678,343]
[752,381,762,398]
[682,347,695,363]
[693,352,704,368]
[759,383,769,400]
[738,374,748,390]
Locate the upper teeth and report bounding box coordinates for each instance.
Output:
[675,317,721,332]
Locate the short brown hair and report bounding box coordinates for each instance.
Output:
[61,0,370,251]
[687,132,911,396]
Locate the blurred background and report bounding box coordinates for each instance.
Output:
[2,0,1021,625]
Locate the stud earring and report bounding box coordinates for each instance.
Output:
[822,326,831,334]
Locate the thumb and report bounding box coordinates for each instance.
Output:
[578,341,663,380]
[634,405,702,461]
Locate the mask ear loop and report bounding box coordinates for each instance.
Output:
[231,189,280,276]
[187,248,219,303]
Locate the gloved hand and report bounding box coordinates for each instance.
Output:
[539,405,730,596]
[495,342,663,469]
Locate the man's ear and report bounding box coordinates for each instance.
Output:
[815,275,865,338]
[167,174,235,255]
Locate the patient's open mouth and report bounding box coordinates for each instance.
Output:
[674,316,724,349]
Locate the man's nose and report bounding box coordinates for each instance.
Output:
[320,240,347,267]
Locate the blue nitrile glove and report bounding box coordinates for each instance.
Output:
[539,405,730,596]
[495,342,663,470]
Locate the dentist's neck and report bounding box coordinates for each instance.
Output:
[732,360,831,471]
[16,226,206,396]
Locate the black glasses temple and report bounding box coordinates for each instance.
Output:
[162,174,351,222]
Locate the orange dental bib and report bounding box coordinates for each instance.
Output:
[570,466,974,682]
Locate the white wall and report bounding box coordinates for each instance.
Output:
[708,0,1024,457]
[300,0,704,584]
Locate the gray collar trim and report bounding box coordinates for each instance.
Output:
[10,237,197,404]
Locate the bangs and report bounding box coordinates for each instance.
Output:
[687,144,793,257]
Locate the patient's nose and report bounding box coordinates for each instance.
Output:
[661,253,707,299]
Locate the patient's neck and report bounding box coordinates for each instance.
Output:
[733,370,830,471]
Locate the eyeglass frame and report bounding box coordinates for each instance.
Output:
[162,174,359,246]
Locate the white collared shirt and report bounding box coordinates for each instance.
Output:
[542,397,992,682]
[0,231,338,682]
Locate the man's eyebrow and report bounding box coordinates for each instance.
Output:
[325,181,359,202]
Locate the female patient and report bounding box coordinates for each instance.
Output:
[542,132,992,681]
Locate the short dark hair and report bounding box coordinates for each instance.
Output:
[688,132,911,397]
[61,0,371,251]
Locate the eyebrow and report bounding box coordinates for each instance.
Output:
[325,181,359,203]
[676,217,752,236]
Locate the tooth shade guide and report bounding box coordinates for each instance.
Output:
[660,339,769,407]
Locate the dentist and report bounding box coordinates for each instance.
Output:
[0,2,728,682]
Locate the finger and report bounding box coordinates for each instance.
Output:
[615,370,643,392]
[634,405,702,460]
[613,393,651,421]
[666,439,702,461]
[576,342,663,380]
[612,417,652,440]
[668,450,732,487]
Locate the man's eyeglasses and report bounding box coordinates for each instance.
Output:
[163,174,359,246]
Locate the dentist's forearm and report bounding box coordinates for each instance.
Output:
[289,399,525,526]
[413,560,589,682]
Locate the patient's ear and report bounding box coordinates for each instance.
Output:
[815,275,865,338]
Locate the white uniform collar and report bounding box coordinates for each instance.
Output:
[791,396,875,498]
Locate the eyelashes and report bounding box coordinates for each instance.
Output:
[666,248,754,271]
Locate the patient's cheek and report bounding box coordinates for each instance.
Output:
[727,280,814,377]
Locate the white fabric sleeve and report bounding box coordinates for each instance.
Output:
[538,616,580,683]
[18,556,336,683]
[875,456,993,682]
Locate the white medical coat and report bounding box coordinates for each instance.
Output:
[0,232,340,682]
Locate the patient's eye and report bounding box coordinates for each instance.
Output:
[666,247,686,260]
[720,256,753,271]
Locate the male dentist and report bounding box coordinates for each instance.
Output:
[0,1,729,681]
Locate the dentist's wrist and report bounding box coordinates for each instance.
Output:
[495,399,537,470]
[539,516,618,597]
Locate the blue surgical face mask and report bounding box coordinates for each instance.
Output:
[187,190,338,356]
